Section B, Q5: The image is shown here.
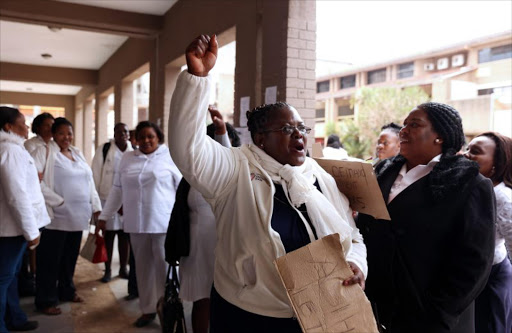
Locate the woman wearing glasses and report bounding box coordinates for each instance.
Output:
[168,35,367,332]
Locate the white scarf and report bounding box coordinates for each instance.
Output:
[248,144,353,245]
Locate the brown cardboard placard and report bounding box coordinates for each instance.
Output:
[274,234,379,333]
[311,143,390,220]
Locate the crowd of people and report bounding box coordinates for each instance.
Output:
[0,34,511,333]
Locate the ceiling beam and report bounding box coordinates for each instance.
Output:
[0,0,163,38]
[0,62,98,85]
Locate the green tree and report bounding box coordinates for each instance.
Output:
[350,86,430,157]
[339,119,370,159]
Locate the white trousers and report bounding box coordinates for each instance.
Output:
[130,233,168,314]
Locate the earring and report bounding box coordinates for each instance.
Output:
[260,144,264,149]
[434,138,441,143]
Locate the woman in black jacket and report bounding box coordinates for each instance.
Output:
[357,102,495,333]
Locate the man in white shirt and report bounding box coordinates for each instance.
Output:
[91,123,132,282]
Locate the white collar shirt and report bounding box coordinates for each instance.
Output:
[388,154,441,204]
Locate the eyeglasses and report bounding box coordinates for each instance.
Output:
[262,125,311,135]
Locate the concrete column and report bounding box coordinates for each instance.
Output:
[83,99,94,164]
[95,94,109,148]
[286,0,316,147]
[74,107,84,153]
[114,82,135,129]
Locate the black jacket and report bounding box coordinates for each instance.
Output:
[357,155,495,333]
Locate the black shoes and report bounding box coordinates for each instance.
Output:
[101,269,112,283]
[134,313,156,327]
[7,320,39,331]
[118,268,129,279]
[124,293,138,301]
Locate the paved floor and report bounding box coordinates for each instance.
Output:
[17,233,193,333]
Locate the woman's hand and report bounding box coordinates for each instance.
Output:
[186,34,218,77]
[343,261,365,290]
[208,105,226,135]
[96,219,106,235]
[27,235,40,250]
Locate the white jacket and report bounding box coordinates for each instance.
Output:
[24,135,48,154]
[168,71,368,318]
[99,144,182,233]
[0,130,50,240]
[91,140,133,200]
[31,141,101,219]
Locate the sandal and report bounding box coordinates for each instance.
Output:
[40,306,61,316]
[71,294,84,303]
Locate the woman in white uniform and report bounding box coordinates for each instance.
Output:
[98,121,182,327]
[32,117,101,316]
[24,112,54,155]
[0,106,49,332]
[168,108,240,333]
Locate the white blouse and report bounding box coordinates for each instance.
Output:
[494,182,512,264]
[49,150,95,231]
[99,144,182,233]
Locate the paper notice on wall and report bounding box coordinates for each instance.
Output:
[274,233,379,333]
[240,96,250,127]
[311,143,390,220]
[235,127,252,145]
[265,86,277,104]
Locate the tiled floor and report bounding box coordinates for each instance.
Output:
[16,234,193,333]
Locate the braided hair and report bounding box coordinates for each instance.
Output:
[417,102,465,155]
[246,102,291,142]
[381,122,402,136]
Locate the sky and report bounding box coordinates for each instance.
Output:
[316,0,512,76]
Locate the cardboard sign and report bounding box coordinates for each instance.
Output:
[274,234,379,333]
[312,143,390,220]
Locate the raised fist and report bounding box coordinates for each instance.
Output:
[185,34,218,77]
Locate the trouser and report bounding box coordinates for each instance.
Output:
[127,235,138,296]
[103,230,129,273]
[475,257,512,333]
[34,229,82,309]
[209,286,301,333]
[130,233,167,314]
[0,236,27,333]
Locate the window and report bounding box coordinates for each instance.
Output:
[315,108,325,119]
[397,62,414,79]
[340,75,356,89]
[317,81,330,93]
[478,44,512,63]
[367,68,386,84]
[338,105,354,117]
[478,88,494,96]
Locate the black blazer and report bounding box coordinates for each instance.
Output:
[357,155,495,333]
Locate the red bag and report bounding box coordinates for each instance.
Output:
[92,235,108,263]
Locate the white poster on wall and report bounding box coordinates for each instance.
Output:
[265,86,277,104]
[240,96,250,128]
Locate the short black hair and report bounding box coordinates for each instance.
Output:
[380,122,401,136]
[327,134,342,149]
[135,121,164,143]
[31,112,55,134]
[478,132,512,188]
[246,102,291,143]
[0,106,22,130]
[51,117,73,134]
[418,102,465,155]
[206,122,241,147]
[114,122,128,131]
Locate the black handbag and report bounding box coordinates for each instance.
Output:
[165,179,191,265]
[157,266,187,333]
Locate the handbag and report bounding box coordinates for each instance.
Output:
[92,234,108,263]
[80,229,108,264]
[157,266,187,333]
[165,179,191,265]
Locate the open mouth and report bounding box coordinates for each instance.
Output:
[292,142,305,152]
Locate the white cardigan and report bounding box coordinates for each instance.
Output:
[99,144,182,233]
[24,135,48,154]
[168,71,368,318]
[91,139,133,200]
[0,130,50,240]
[32,141,101,219]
